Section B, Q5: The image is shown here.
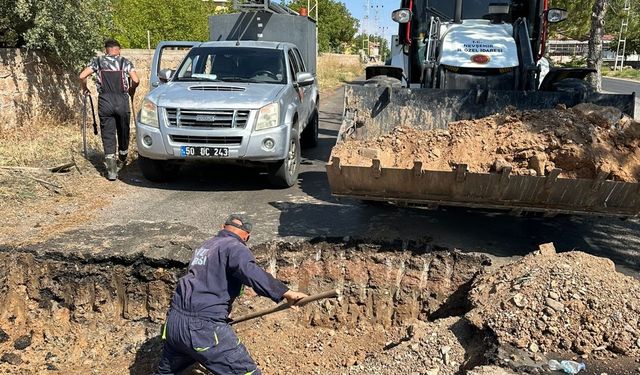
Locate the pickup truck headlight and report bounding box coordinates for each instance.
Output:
[140,99,159,128]
[255,102,280,130]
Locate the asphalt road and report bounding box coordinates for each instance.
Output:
[79,82,640,277]
[602,76,640,119]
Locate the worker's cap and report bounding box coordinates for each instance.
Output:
[104,38,121,49]
[225,214,253,233]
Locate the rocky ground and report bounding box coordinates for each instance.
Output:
[467,243,640,364]
[332,104,640,182]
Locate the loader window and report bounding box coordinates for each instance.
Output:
[420,0,511,25]
[174,47,286,84]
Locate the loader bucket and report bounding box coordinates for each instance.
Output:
[340,85,635,136]
[326,85,640,217]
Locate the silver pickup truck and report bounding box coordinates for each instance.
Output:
[136,40,319,187]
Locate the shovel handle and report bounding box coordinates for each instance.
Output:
[230,289,340,325]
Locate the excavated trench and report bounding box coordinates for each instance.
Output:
[0,240,496,374]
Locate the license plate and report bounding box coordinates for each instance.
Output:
[180,146,229,157]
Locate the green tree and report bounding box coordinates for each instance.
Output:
[352,33,389,59]
[287,0,358,53]
[0,0,111,68]
[111,0,231,49]
[551,0,639,54]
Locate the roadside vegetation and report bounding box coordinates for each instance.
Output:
[317,54,364,92]
[602,67,640,81]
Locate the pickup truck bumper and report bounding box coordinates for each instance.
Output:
[136,121,289,162]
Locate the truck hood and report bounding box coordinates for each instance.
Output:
[148,82,286,109]
[439,20,518,69]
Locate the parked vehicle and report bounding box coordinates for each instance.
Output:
[137,3,318,187]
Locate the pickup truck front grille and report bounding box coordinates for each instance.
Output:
[170,135,243,145]
[165,109,250,129]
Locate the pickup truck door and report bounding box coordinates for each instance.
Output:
[288,48,312,126]
[150,41,199,89]
[293,48,315,122]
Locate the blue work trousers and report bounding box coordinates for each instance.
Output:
[154,308,261,375]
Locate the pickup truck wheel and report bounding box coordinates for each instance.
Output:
[301,109,319,148]
[138,156,180,182]
[267,130,300,188]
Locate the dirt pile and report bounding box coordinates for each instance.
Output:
[348,317,489,375]
[467,243,640,361]
[331,104,640,182]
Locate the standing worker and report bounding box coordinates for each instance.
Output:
[79,38,139,180]
[154,214,308,375]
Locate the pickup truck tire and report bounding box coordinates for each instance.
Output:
[301,109,319,148]
[267,130,300,188]
[138,156,180,183]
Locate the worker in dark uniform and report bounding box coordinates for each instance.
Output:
[79,38,139,180]
[153,214,308,375]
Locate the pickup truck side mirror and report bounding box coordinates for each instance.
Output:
[296,72,315,87]
[159,68,174,83]
[546,8,568,23]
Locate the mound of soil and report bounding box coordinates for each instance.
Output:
[467,243,640,360]
[348,317,491,375]
[331,104,640,182]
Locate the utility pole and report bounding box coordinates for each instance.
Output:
[614,0,631,71]
[362,0,371,57]
[307,0,318,57]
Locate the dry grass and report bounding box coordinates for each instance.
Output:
[0,53,361,244]
[317,54,364,92]
[602,67,640,81]
[0,117,125,246]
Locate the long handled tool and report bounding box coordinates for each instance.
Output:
[88,95,98,136]
[81,93,99,159]
[81,94,88,158]
[230,289,340,326]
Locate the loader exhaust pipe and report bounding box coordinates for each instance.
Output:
[454,0,463,23]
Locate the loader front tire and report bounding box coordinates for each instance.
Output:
[552,78,595,96]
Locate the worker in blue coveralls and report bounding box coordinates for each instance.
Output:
[153,214,308,375]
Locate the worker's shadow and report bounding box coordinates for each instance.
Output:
[129,336,163,375]
[129,336,207,375]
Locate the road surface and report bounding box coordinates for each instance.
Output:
[602,76,640,119]
[62,82,640,277]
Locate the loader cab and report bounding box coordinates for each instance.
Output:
[396,0,546,89]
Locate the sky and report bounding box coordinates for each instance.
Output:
[341,0,397,46]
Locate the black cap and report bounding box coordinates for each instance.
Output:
[225,214,253,233]
[104,38,121,49]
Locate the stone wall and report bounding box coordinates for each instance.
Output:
[0,49,79,129]
[0,48,352,130]
[0,48,187,130]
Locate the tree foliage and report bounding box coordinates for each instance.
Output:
[287,0,358,53]
[111,0,230,49]
[352,33,389,59]
[0,0,111,68]
[550,0,639,53]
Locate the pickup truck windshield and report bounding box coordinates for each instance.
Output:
[175,47,286,84]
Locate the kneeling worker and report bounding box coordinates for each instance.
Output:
[154,214,308,375]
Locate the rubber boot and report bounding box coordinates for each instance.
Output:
[105,154,118,181]
[117,151,128,171]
